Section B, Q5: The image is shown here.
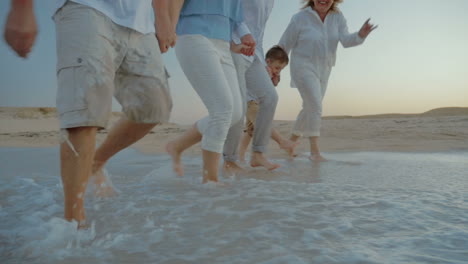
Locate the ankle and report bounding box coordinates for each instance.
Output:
[92,160,106,173]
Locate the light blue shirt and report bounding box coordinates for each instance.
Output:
[177,0,250,42]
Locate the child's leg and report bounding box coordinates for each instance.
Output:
[222,54,251,174]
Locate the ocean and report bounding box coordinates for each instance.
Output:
[1,147,467,264]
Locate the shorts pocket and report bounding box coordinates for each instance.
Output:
[56,57,89,114]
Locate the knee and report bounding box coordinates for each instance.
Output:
[230,103,243,125]
[304,98,322,114]
[263,89,278,107]
[210,100,234,127]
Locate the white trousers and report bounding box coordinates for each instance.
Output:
[222,53,251,161]
[176,35,243,153]
[293,67,332,137]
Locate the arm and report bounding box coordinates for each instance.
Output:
[168,0,184,29]
[278,16,299,55]
[338,13,375,48]
[4,0,38,58]
[232,1,255,56]
[153,0,183,53]
[234,22,255,56]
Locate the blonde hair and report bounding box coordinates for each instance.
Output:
[302,0,343,12]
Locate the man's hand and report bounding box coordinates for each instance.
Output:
[240,34,256,56]
[156,23,177,53]
[154,0,178,53]
[4,1,38,58]
[230,42,249,54]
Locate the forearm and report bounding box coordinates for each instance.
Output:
[153,0,171,30]
[169,0,184,29]
[11,0,34,10]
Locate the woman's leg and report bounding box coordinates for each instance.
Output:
[222,53,250,174]
[293,72,325,158]
[172,35,237,182]
[245,58,280,170]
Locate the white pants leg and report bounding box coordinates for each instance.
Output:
[245,57,278,153]
[176,35,243,153]
[223,54,252,162]
[292,68,332,137]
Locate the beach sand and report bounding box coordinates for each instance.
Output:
[1,106,467,155]
[1,107,467,263]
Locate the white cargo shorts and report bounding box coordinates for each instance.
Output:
[54,1,172,129]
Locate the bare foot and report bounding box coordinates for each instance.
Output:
[279,139,299,158]
[223,161,245,176]
[77,220,90,230]
[166,141,184,176]
[309,154,327,162]
[91,168,117,198]
[250,153,281,171]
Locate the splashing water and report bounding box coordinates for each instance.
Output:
[1,148,467,263]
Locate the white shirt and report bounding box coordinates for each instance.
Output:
[279,7,365,87]
[54,0,155,34]
[233,0,275,64]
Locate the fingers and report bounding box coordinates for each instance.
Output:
[4,29,36,58]
[364,18,371,25]
[156,33,177,54]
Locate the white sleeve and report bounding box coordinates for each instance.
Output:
[338,12,365,48]
[232,22,251,43]
[278,15,300,54]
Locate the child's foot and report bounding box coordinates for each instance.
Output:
[309,154,327,162]
[250,153,281,171]
[279,139,299,158]
[91,167,117,198]
[166,141,184,176]
[223,161,245,175]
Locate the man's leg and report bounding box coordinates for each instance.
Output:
[222,54,251,174]
[60,127,97,226]
[245,58,280,170]
[92,118,156,196]
[238,132,251,163]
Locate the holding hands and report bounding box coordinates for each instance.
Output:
[358,18,378,39]
[230,34,256,56]
[240,34,256,56]
[155,21,177,53]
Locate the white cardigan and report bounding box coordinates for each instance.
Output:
[279,7,365,87]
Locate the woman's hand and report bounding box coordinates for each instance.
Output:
[230,42,249,54]
[358,18,378,39]
[240,34,256,56]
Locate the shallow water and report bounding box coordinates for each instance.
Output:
[1,147,467,264]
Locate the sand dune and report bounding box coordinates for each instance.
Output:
[0,106,467,154]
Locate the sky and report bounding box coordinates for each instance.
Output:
[1,0,467,124]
